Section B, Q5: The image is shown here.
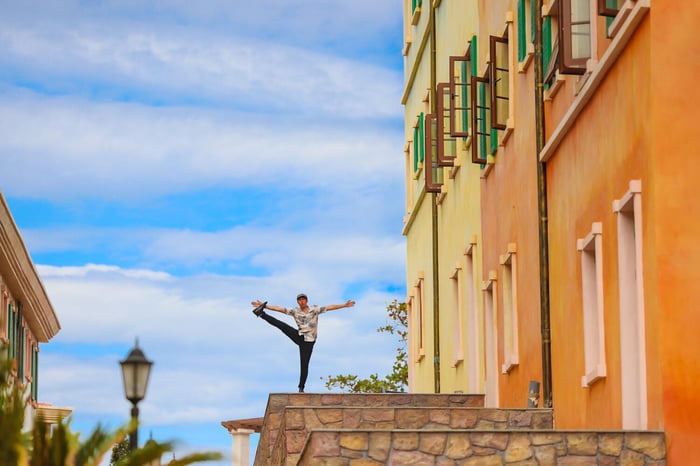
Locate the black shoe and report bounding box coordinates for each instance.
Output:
[298,388,304,393]
[252,301,267,317]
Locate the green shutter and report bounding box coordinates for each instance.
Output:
[413,126,419,172]
[478,82,486,161]
[531,0,536,43]
[518,0,526,62]
[543,16,552,90]
[419,112,425,164]
[32,349,38,401]
[471,36,478,77]
[461,60,469,135]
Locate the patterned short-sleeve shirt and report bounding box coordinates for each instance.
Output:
[283,305,328,342]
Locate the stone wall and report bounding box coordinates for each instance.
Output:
[298,429,667,465]
[275,407,553,465]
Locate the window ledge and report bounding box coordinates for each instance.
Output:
[607,0,634,39]
[501,357,519,374]
[411,7,421,26]
[480,155,496,178]
[449,157,461,179]
[436,189,447,205]
[518,44,535,73]
[452,354,463,368]
[500,121,514,146]
[544,73,565,101]
[581,365,607,387]
[403,39,412,56]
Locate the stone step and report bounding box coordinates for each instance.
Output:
[274,407,554,465]
[254,393,484,466]
[297,429,667,465]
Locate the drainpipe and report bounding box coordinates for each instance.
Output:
[429,0,441,394]
[533,0,553,408]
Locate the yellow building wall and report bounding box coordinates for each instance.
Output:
[403,0,481,394]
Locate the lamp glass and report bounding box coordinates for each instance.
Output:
[120,347,153,403]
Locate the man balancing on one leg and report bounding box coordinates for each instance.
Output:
[251,293,355,393]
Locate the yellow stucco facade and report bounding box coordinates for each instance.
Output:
[402,0,700,463]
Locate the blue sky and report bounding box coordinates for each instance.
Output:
[0,0,405,464]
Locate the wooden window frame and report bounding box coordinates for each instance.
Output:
[598,0,620,17]
[436,82,456,167]
[471,69,491,165]
[559,0,591,75]
[490,33,510,131]
[449,46,472,138]
[424,113,442,193]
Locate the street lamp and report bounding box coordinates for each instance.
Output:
[120,338,153,452]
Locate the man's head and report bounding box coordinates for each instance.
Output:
[296,293,308,309]
[297,293,308,302]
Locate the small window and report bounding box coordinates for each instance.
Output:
[560,0,591,74]
[471,69,491,165]
[413,113,425,174]
[490,34,510,131]
[449,47,472,138]
[424,113,443,192]
[436,82,457,166]
[577,222,606,387]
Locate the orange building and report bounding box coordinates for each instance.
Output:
[402,0,700,463]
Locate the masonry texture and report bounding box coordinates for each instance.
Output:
[253,393,665,466]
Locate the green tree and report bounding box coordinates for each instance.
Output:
[0,344,223,466]
[109,438,129,466]
[323,300,408,393]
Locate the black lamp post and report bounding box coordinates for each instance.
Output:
[120,338,153,452]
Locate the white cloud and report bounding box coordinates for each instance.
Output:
[0,93,403,201]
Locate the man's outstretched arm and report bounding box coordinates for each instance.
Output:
[251,300,286,313]
[325,300,356,311]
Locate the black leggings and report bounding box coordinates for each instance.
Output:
[260,312,315,391]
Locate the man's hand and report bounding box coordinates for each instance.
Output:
[345,300,356,308]
[251,300,265,307]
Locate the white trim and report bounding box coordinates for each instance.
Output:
[482,271,499,407]
[578,222,607,387]
[613,179,648,428]
[500,243,519,374]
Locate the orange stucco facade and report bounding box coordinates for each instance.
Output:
[403,0,700,463]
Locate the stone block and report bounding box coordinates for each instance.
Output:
[339,432,369,451]
[387,450,436,466]
[419,432,447,455]
[565,432,598,455]
[396,408,430,428]
[367,432,391,462]
[451,409,479,428]
[624,432,666,460]
[505,433,534,462]
[429,408,451,425]
[445,433,472,459]
[392,432,420,450]
[598,433,623,456]
[470,432,509,450]
[318,408,344,425]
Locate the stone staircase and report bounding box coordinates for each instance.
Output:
[253,393,666,465]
